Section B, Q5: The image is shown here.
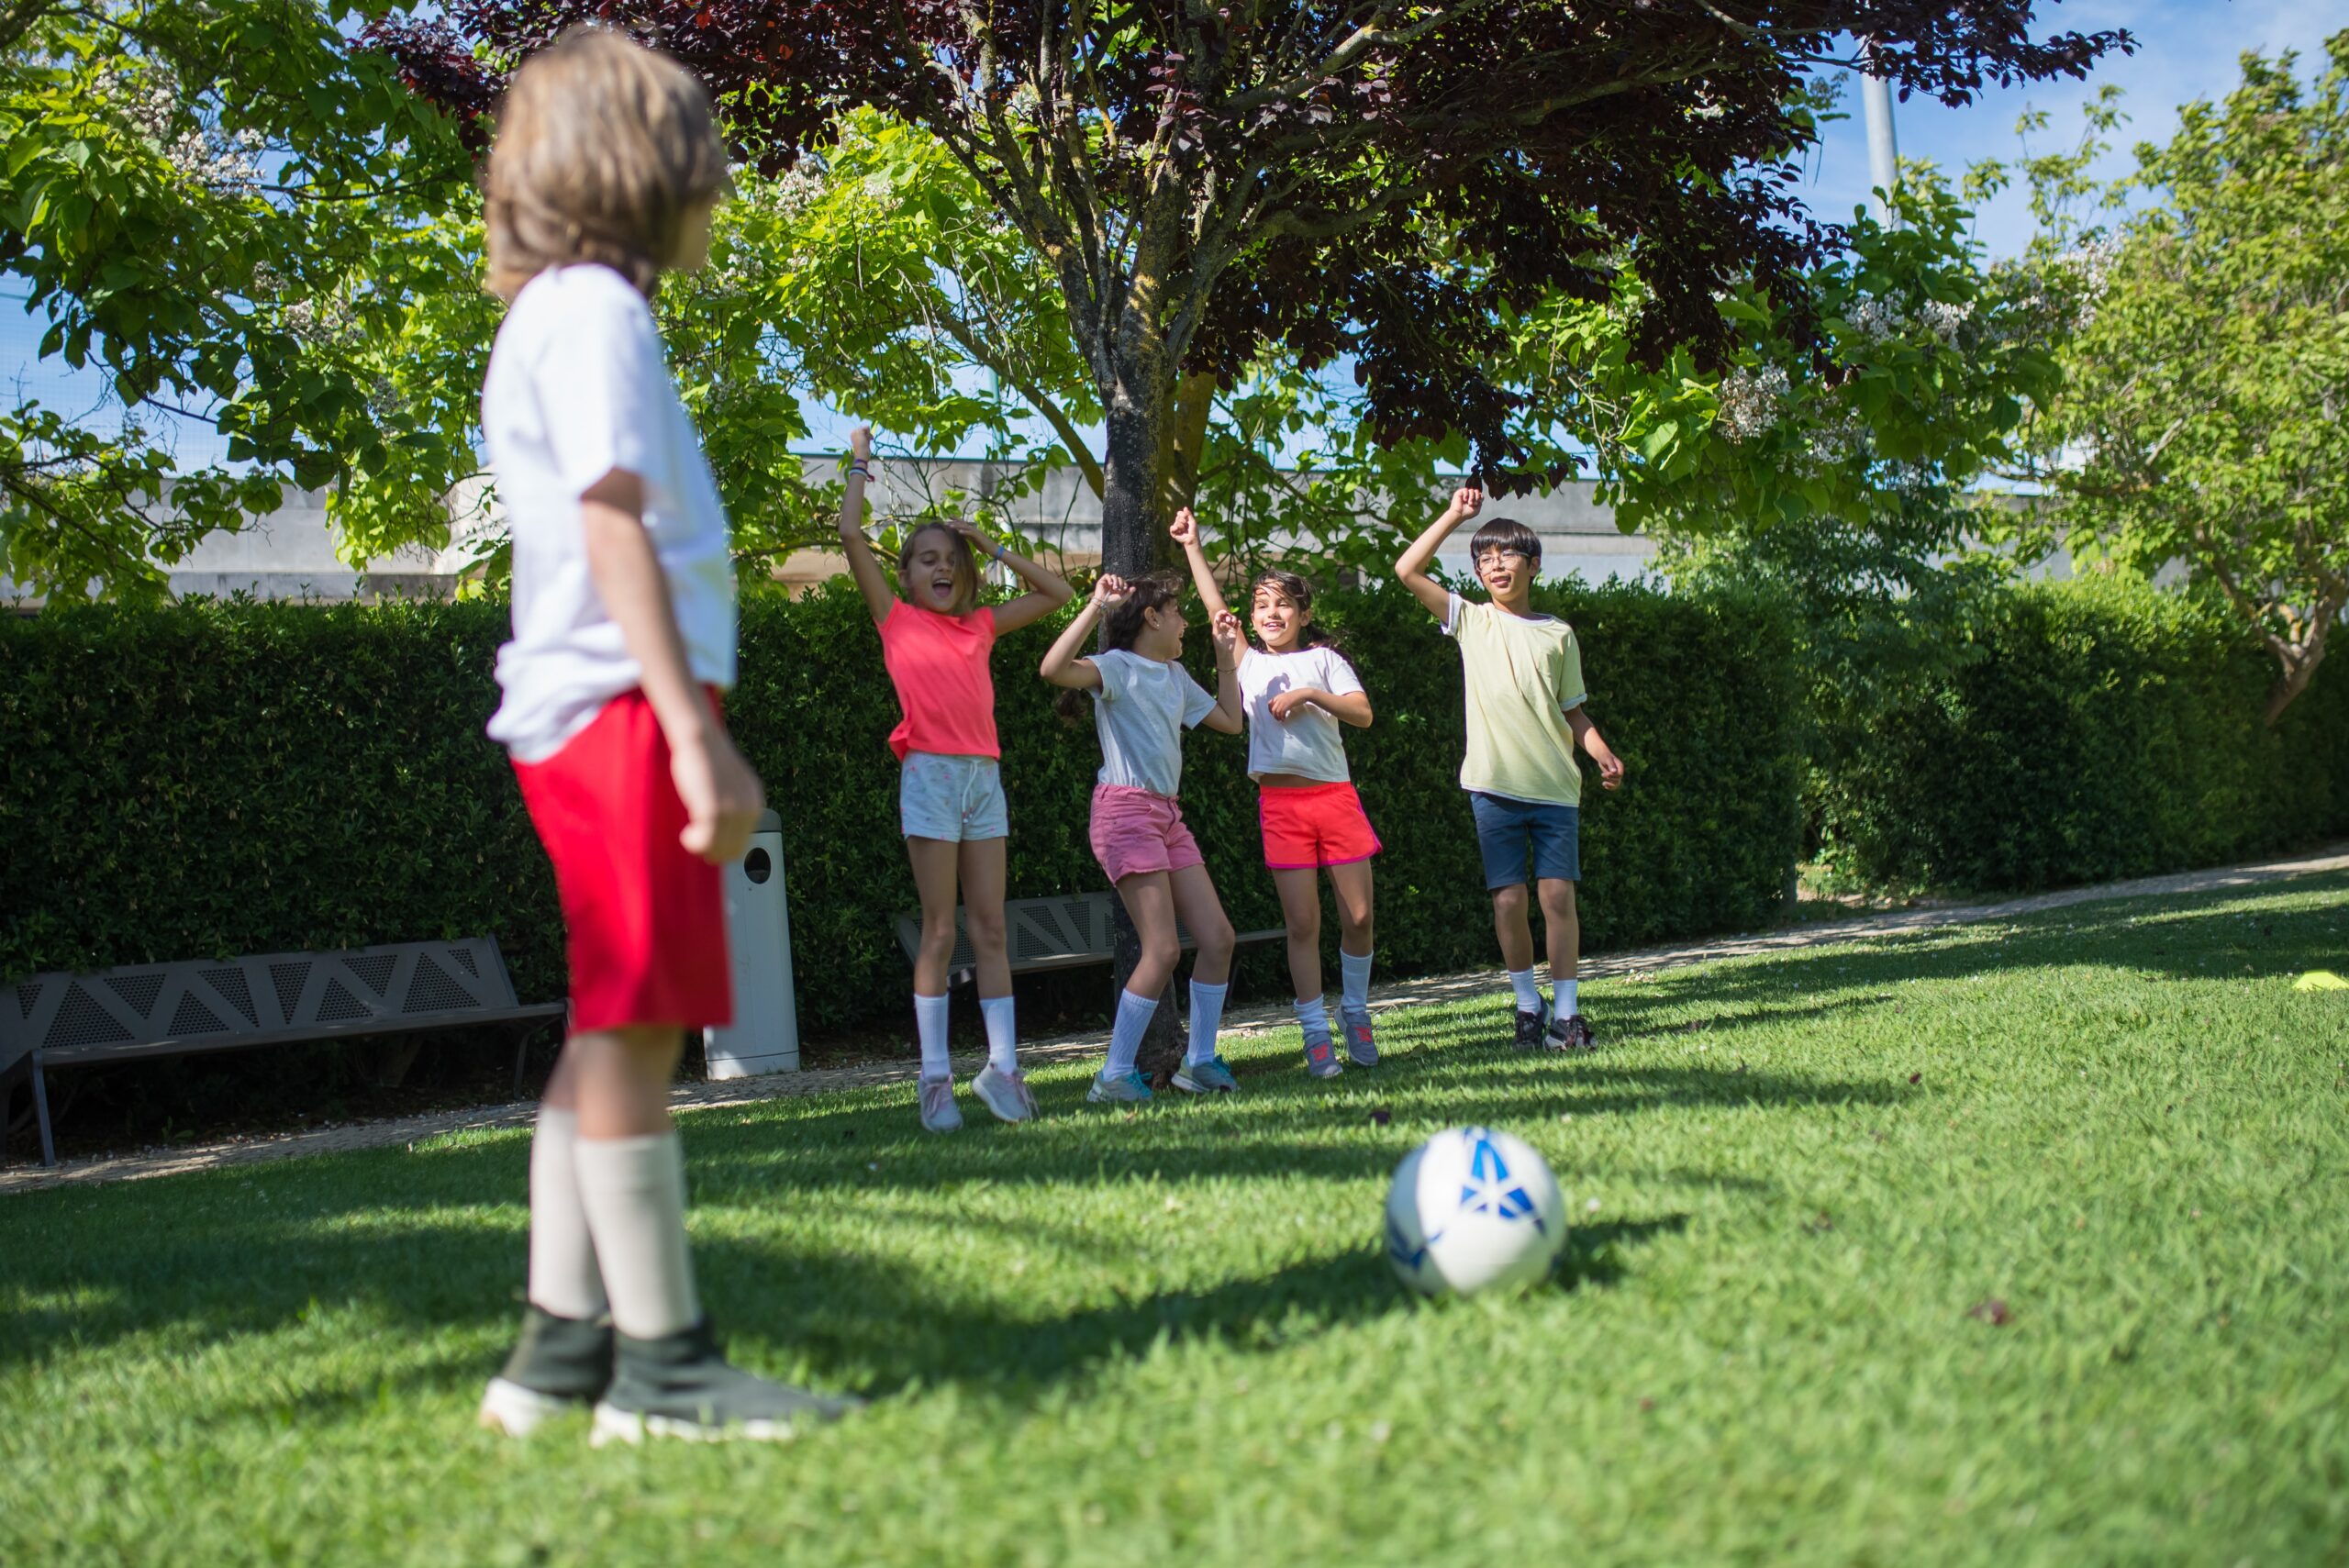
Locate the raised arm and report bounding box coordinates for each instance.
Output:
[834,425,896,624]
[1202,610,1246,734]
[1039,574,1127,690]
[952,517,1074,634]
[1394,485,1484,619]
[1168,507,1231,624]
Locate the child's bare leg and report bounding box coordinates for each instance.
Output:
[1537,878,1579,986]
[1095,872,1181,1092]
[1168,862,1236,1070]
[1273,866,1324,1001]
[563,1024,698,1342]
[1491,883,1537,973]
[1330,861,1375,959]
[959,838,1034,1120]
[906,837,963,1116]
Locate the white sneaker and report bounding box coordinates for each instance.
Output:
[918,1075,963,1131]
[971,1062,1037,1123]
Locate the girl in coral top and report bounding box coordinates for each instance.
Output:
[836,425,1075,1130]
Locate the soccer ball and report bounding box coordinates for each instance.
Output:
[1385,1126,1567,1296]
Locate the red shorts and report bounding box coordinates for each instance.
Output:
[512,689,732,1034]
[1259,781,1381,870]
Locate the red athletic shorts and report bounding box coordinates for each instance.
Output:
[512,689,733,1034]
[1258,781,1381,870]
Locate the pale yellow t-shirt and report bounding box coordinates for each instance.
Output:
[1443,591,1587,807]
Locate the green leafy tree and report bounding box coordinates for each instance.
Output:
[1986,38,2349,724]
[0,0,470,598]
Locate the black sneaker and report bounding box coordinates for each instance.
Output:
[1543,1013,1598,1052]
[1512,1002,1550,1050]
[479,1305,613,1437]
[592,1318,863,1445]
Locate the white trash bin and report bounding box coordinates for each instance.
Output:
[704,808,801,1079]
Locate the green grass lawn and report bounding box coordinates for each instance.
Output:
[6,875,2348,1567]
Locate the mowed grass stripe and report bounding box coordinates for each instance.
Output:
[3,875,2345,1566]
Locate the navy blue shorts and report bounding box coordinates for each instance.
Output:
[1469,792,1580,889]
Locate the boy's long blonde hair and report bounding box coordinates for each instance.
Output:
[483,28,730,301]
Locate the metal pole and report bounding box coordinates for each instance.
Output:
[1861,42,1900,226]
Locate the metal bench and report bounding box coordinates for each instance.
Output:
[0,937,566,1167]
[894,889,1280,985]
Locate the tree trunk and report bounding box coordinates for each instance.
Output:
[1095,345,1191,1081]
[2265,642,2324,726]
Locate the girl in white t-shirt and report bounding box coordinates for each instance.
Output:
[1038,573,1247,1104]
[1172,509,1381,1077]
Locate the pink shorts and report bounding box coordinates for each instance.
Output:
[1259,780,1382,870]
[512,689,733,1034]
[1088,784,1205,884]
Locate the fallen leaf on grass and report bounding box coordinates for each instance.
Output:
[1369,1107,1392,1127]
[1909,1073,1922,1084]
[1967,1298,2012,1327]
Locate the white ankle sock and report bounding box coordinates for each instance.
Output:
[1340,948,1374,1015]
[1105,988,1157,1079]
[573,1132,700,1340]
[1554,977,1579,1018]
[980,995,1018,1073]
[1293,995,1330,1040]
[1186,980,1229,1067]
[1508,968,1542,1013]
[914,992,951,1079]
[526,1107,605,1321]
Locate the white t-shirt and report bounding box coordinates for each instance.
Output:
[480,264,737,762]
[1087,648,1219,797]
[1237,644,1364,783]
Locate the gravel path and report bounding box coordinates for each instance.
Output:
[7,842,2343,1195]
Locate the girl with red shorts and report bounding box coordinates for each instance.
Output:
[1172,509,1380,1078]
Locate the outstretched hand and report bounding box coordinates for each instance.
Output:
[1211,609,1245,659]
[849,425,872,464]
[1449,485,1485,518]
[1092,573,1131,609]
[1168,507,1199,548]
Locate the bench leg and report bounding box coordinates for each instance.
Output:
[513,1018,560,1100]
[31,1051,55,1169]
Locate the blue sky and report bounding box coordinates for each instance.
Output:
[8,1,2344,471]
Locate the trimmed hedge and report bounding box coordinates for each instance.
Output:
[1814,578,2349,891]
[1,582,1803,1035]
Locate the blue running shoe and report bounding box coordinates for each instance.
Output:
[1341,1007,1378,1067]
[1303,1031,1344,1079]
[1172,1055,1240,1094]
[1086,1070,1154,1106]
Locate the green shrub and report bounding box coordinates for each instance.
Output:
[1813,578,2349,891]
[0,582,1804,1034]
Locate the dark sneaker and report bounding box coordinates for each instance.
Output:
[1512,1003,1551,1050]
[479,1305,612,1437]
[591,1319,863,1446]
[1543,1013,1598,1052]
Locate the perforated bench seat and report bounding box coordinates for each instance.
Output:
[1,937,565,1167]
[894,890,1280,984]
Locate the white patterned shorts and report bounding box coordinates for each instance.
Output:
[899,752,1010,842]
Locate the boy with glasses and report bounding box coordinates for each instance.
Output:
[1395,487,1625,1050]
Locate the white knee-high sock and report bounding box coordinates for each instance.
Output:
[1105,988,1158,1079]
[915,992,951,1078]
[1340,949,1374,1015]
[1187,980,1229,1066]
[573,1133,701,1340]
[1508,968,1542,1012]
[980,995,1018,1073]
[1553,977,1580,1018]
[526,1107,605,1321]
[1294,994,1330,1040]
